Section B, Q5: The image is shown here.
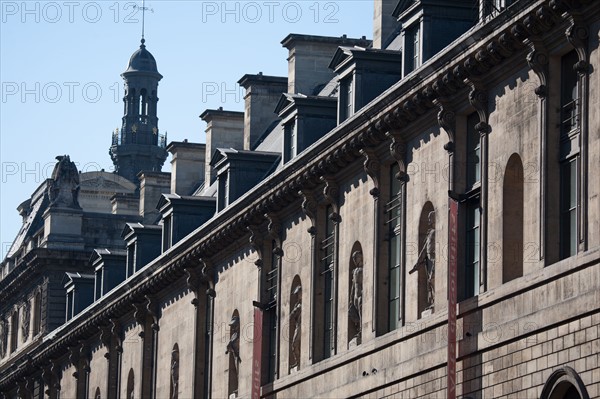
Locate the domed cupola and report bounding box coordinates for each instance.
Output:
[123,38,162,78]
[109,39,167,185]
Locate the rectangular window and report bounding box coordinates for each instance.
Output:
[559,50,580,260]
[339,77,353,122]
[284,122,296,163]
[127,244,135,278]
[465,199,480,298]
[321,205,336,359]
[162,217,172,252]
[266,240,279,382]
[385,164,402,330]
[404,24,421,75]
[560,159,578,259]
[95,270,102,300]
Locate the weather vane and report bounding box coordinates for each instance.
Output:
[134,0,154,41]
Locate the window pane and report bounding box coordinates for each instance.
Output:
[389,299,399,330]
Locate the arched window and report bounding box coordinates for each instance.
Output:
[289,276,302,372]
[94,387,101,399]
[170,344,179,399]
[540,366,590,399]
[348,242,363,346]
[414,203,435,317]
[227,310,240,397]
[502,153,524,283]
[126,369,135,399]
[138,89,146,116]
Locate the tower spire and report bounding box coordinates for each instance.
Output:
[136,0,153,44]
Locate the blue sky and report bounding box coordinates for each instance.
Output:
[0,1,373,256]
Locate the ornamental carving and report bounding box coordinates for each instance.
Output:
[21,301,30,342]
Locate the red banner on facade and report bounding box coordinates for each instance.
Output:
[252,308,264,399]
[447,198,458,399]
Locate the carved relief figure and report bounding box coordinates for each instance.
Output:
[47,155,81,209]
[21,301,30,343]
[289,284,302,368]
[348,251,363,340]
[410,211,436,309]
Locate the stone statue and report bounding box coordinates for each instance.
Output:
[225,316,241,374]
[47,155,81,209]
[410,211,435,309]
[170,348,179,399]
[289,284,302,368]
[348,251,363,340]
[21,301,31,342]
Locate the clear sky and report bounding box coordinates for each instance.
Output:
[0,0,373,257]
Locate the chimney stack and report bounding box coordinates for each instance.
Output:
[199,108,244,186]
[238,74,288,150]
[281,34,371,95]
[373,0,399,49]
[167,140,206,195]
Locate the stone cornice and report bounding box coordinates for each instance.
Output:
[1,0,595,389]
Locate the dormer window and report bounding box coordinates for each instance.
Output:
[283,121,297,163]
[162,215,173,251]
[404,23,421,75]
[339,77,354,122]
[218,170,230,211]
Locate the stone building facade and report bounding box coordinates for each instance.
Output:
[1,0,599,398]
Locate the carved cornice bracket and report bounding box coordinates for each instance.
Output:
[132,302,147,338]
[199,258,216,297]
[109,318,123,353]
[99,325,112,359]
[299,189,318,235]
[360,148,381,198]
[322,176,341,223]
[144,295,159,332]
[565,18,590,74]
[184,266,202,307]
[468,86,491,133]
[247,225,264,268]
[526,40,550,97]
[434,99,456,152]
[68,346,80,379]
[387,131,408,182]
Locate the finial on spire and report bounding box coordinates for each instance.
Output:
[134,0,153,45]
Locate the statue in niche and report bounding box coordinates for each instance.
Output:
[289,284,302,368]
[348,251,363,340]
[21,301,30,342]
[225,316,241,374]
[410,211,436,309]
[170,348,179,399]
[47,155,81,209]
